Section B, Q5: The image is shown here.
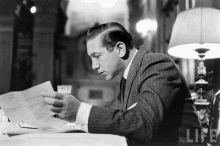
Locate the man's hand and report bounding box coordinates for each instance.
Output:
[41,92,81,122]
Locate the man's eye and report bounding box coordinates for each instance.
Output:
[95,55,100,58]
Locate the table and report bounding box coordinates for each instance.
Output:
[0,123,127,146]
[0,133,127,146]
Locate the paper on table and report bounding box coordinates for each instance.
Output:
[0,81,68,131]
[2,122,84,137]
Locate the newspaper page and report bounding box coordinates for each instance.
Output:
[0,81,68,131]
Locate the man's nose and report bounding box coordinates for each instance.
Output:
[92,60,99,70]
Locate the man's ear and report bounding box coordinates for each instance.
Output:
[115,42,126,58]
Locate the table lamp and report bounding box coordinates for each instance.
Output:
[168,7,220,101]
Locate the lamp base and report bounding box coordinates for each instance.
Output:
[194,48,209,102]
[195,78,208,102]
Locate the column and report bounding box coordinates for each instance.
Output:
[0,1,17,94]
[32,0,58,86]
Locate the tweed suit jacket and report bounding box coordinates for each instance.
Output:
[88,46,206,146]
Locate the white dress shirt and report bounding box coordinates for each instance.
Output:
[75,50,138,132]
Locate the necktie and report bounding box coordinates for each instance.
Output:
[120,77,126,104]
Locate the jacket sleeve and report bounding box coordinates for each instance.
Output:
[109,92,123,110]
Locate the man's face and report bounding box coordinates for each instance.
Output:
[87,36,124,80]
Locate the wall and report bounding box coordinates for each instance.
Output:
[0,1,16,94]
[32,0,58,87]
[0,0,59,93]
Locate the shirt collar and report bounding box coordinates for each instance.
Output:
[123,49,138,79]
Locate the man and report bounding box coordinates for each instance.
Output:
[42,22,207,145]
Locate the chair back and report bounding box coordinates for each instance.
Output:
[208,93,220,145]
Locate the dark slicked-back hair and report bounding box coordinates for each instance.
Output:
[86,22,134,51]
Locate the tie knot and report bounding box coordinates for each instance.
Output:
[121,77,126,85]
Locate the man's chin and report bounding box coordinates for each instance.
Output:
[105,75,113,81]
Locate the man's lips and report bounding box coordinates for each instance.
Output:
[99,71,105,75]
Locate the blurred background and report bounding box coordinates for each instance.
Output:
[0,0,220,107]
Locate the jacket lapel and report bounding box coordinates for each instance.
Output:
[123,46,150,111]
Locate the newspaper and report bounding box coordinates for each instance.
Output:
[0,81,68,131]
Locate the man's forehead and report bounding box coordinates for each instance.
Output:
[87,42,103,55]
[87,37,103,53]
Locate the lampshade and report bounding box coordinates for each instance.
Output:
[168,7,220,59]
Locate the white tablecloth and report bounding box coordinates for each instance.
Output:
[0,133,127,146]
[0,122,127,146]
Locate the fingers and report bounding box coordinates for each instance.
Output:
[41,92,66,107]
[47,105,62,113]
[41,92,64,100]
[43,97,64,107]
